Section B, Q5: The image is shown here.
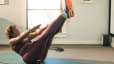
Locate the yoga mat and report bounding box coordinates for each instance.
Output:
[0,52,113,64]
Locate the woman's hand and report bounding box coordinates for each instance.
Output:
[28,25,48,40]
[29,24,41,32]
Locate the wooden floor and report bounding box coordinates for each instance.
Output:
[0,45,114,62]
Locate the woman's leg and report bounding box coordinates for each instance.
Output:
[40,34,54,62]
[22,15,66,64]
[22,0,75,62]
[35,0,75,61]
[37,14,66,40]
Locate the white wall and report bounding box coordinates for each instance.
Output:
[0,0,26,44]
[53,0,109,44]
[111,0,114,34]
[111,0,114,48]
[0,0,109,45]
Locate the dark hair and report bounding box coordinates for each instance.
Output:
[9,26,13,34]
[9,26,14,38]
[5,25,16,39]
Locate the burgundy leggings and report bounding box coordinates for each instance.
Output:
[22,15,66,64]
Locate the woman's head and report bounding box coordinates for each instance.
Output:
[5,25,20,39]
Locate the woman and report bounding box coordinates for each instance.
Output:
[5,0,74,64]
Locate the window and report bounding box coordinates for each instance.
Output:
[28,0,61,28]
[28,0,67,37]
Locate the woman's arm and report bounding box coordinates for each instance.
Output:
[9,25,41,49]
[27,26,47,40]
[16,24,41,42]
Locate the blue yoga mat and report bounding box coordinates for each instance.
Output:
[0,52,83,64]
[0,52,113,64]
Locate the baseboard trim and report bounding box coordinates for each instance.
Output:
[52,44,103,46]
[51,44,104,48]
[0,44,104,48]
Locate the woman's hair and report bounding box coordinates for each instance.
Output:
[5,25,16,39]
